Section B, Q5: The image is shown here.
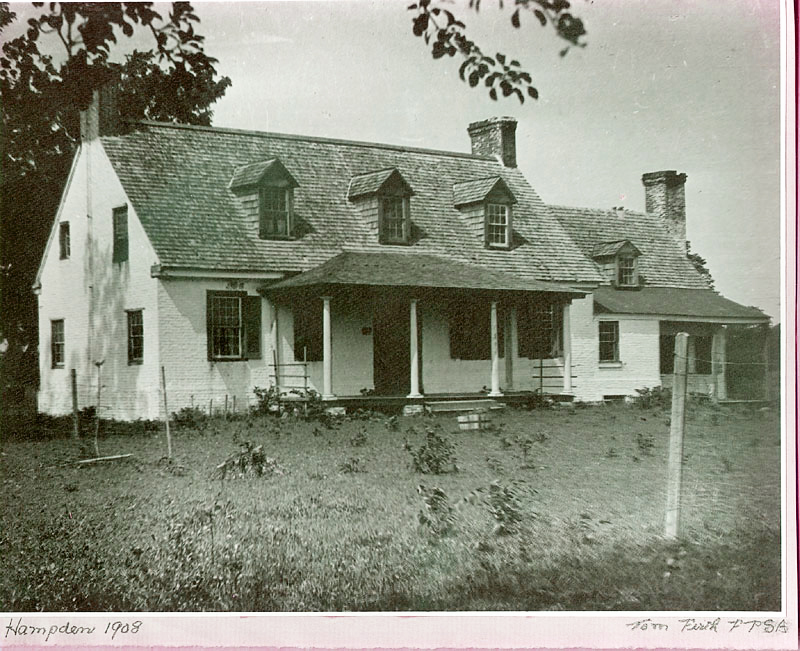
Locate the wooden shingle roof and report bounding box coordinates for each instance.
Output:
[593,286,768,321]
[101,122,602,283]
[265,250,585,295]
[550,205,710,289]
[452,177,515,207]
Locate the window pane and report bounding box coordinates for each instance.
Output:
[51,320,64,368]
[486,204,508,246]
[59,223,70,259]
[618,256,635,285]
[381,197,407,242]
[260,187,289,237]
[211,296,241,357]
[599,321,619,362]
[127,310,144,363]
[113,206,128,263]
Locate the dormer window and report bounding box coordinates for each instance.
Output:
[592,240,642,289]
[453,176,516,250]
[260,186,291,238]
[617,255,636,286]
[230,158,299,240]
[379,195,410,244]
[486,203,511,248]
[349,168,415,245]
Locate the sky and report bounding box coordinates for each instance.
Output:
[8,0,785,320]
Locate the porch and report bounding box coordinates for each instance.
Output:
[261,251,585,405]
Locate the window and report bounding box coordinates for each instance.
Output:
[51,320,64,368]
[59,222,70,259]
[448,299,503,360]
[293,299,323,362]
[599,321,619,362]
[518,302,563,359]
[659,334,674,374]
[486,203,511,248]
[260,186,291,238]
[618,255,636,286]
[127,310,144,364]
[113,205,128,263]
[379,195,410,244]
[206,292,262,361]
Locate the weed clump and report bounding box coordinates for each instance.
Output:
[211,441,286,479]
[417,484,455,536]
[405,424,457,474]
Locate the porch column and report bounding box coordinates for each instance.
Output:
[562,303,573,394]
[408,298,422,398]
[489,300,502,397]
[321,296,335,400]
[715,326,727,400]
[504,305,516,391]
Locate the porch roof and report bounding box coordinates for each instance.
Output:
[593,286,769,321]
[263,251,586,295]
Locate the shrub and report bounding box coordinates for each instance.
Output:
[172,406,208,430]
[211,441,287,479]
[407,425,457,474]
[349,429,368,447]
[417,484,455,536]
[634,386,672,410]
[486,480,525,536]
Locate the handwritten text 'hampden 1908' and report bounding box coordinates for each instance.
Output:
[4,618,142,643]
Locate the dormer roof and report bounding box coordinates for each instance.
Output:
[591,239,642,259]
[230,157,299,190]
[453,176,516,207]
[348,168,414,200]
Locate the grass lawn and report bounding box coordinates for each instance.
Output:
[0,400,782,612]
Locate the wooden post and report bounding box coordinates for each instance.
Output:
[209,398,213,418]
[232,395,236,414]
[70,369,79,440]
[93,361,103,458]
[488,300,502,397]
[762,326,770,401]
[272,348,281,413]
[562,303,573,394]
[665,332,689,539]
[161,366,172,460]
[321,296,334,399]
[224,394,229,418]
[408,298,422,398]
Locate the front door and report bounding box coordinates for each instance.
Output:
[373,300,410,395]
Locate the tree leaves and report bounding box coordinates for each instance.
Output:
[408,0,587,103]
[0,2,230,389]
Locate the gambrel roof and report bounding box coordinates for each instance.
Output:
[101,122,601,283]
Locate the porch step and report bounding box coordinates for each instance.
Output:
[425,399,505,413]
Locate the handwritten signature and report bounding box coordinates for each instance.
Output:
[627,617,789,634]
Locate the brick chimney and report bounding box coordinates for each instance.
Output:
[642,170,688,250]
[80,84,123,142]
[468,117,517,167]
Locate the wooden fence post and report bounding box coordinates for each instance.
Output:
[71,369,79,440]
[93,361,104,458]
[665,332,689,539]
[161,366,172,460]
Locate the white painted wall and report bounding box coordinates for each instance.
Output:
[157,278,273,414]
[37,141,161,420]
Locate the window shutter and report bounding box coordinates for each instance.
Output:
[206,292,214,361]
[243,296,262,359]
